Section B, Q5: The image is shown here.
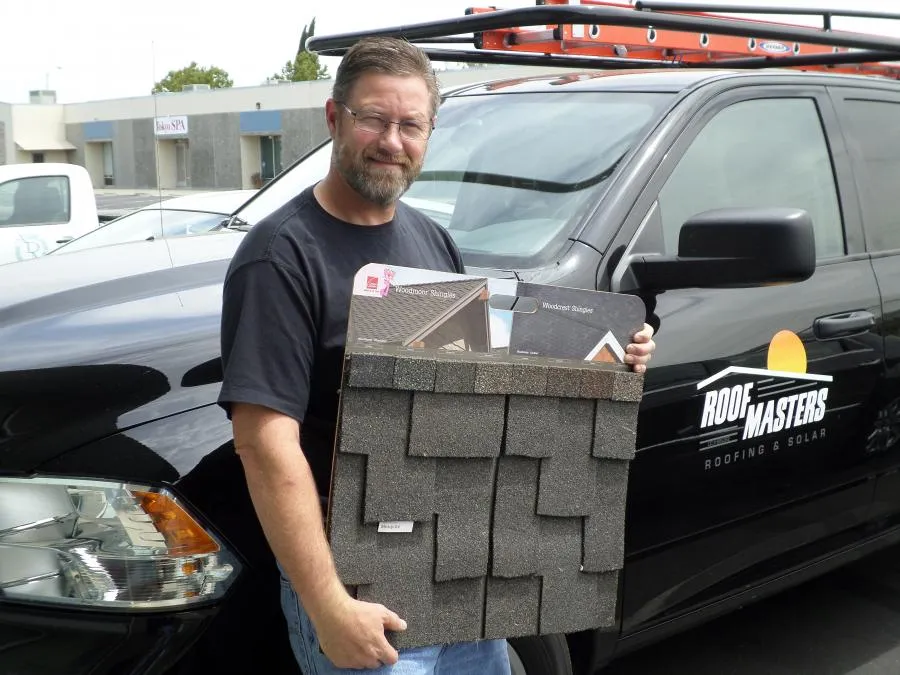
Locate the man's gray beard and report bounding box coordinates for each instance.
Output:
[334,145,419,208]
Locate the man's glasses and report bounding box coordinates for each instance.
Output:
[339,103,432,142]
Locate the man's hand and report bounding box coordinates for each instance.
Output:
[624,323,656,374]
[312,594,408,669]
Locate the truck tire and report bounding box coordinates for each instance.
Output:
[507,635,574,675]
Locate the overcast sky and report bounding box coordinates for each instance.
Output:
[2,0,900,104]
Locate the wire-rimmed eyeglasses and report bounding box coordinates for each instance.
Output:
[339,103,433,142]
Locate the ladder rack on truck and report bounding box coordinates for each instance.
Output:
[306,1,900,78]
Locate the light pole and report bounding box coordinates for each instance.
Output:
[45,66,62,91]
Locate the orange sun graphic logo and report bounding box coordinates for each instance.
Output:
[767,330,807,374]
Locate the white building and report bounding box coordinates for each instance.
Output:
[0,66,549,191]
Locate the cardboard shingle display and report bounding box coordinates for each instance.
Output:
[326,264,646,649]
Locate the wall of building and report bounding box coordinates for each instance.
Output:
[11,104,66,140]
[283,108,329,166]
[5,66,553,187]
[133,119,158,188]
[60,66,546,124]
[189,113,241,189]
[13,149,69,163]
[10,104,72,163]
[112,119,137,188]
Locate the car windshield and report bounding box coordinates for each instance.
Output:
[236,90,672,268]
[53,208,230,254]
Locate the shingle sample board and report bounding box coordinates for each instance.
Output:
[326,263,646,649]
[327,347,643,649]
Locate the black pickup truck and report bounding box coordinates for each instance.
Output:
[2,5,900,674]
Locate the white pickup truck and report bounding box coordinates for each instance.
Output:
[0,163,100,265]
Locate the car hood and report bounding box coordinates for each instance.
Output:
[0,233,243,473]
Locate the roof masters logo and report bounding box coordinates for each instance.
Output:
[698,331,832,470]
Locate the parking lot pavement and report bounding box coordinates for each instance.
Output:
[95,193,164,212]
[94,190,181,215]
[94,188,218,217]
[602,544,900,675]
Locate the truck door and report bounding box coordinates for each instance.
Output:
[829,87,900,522]
[607,86,884,635]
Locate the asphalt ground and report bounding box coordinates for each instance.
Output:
[94,192,167,213]
[601,543,900,674]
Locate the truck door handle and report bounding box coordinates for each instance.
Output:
[56,236,74,244]
[814,310,875,339]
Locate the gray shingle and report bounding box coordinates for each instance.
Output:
[582,459,629,573]
[433,356,478,394]
[328,454,377,586]
[579,365,617,399]
[504,396,556,459]
[358,517,436,649]
[508,361,548,396]
[345,349,397,389]
[474,359,515,394]
[434,459,494,581]
[593,399,640,460]
[362,452,436,524]
[537,517,618,635]
[491,457,541,578]
[432,578,486,644]
[612,370,645,402]
[484,576,541,640]
[338,388,410,456]
[535,398,597,517]
[409,392,505,458]
[393,354,437,391]
[545,362,583,398]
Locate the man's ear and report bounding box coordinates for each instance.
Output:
[325,98,340,137]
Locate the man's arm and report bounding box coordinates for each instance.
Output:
[231,402,407,669]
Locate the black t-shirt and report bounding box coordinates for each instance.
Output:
[217,185,464,496]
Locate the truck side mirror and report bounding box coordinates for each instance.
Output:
[629,207,816,292]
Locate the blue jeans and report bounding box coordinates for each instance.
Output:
[279,574,512,674]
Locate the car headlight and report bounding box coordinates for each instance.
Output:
[0,476,239,610]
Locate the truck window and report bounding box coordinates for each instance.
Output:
[0,176,71,227]
[235,91,673,269]
[838,99,900,253]
[657,98,844,260]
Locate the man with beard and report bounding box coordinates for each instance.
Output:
[218,37,656,674]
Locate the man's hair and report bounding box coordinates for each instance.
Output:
[332,37,442,118]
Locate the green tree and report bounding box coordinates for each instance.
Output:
[152,62,233,94]
[270,17,329,82]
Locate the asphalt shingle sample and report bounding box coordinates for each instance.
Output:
[328,453,376,586]
[583,459,630,573]
[434,458,495,582]
[474,358,515,394]
[484,576,541,639]
[545,361,583,398]
[330,346,641,648]
[393,353,437,391]
[505,395,599,517]
[613,370,645,402]
[491,456,542,578]
[356,518,437,649]
[408,391,505,458]
[538,516,618,635]
[594,399,640,460]
[337,387,435,523]
[433,355,477,394]
[345,348,396,389]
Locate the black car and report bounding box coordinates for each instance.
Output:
[3,6,900,674]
